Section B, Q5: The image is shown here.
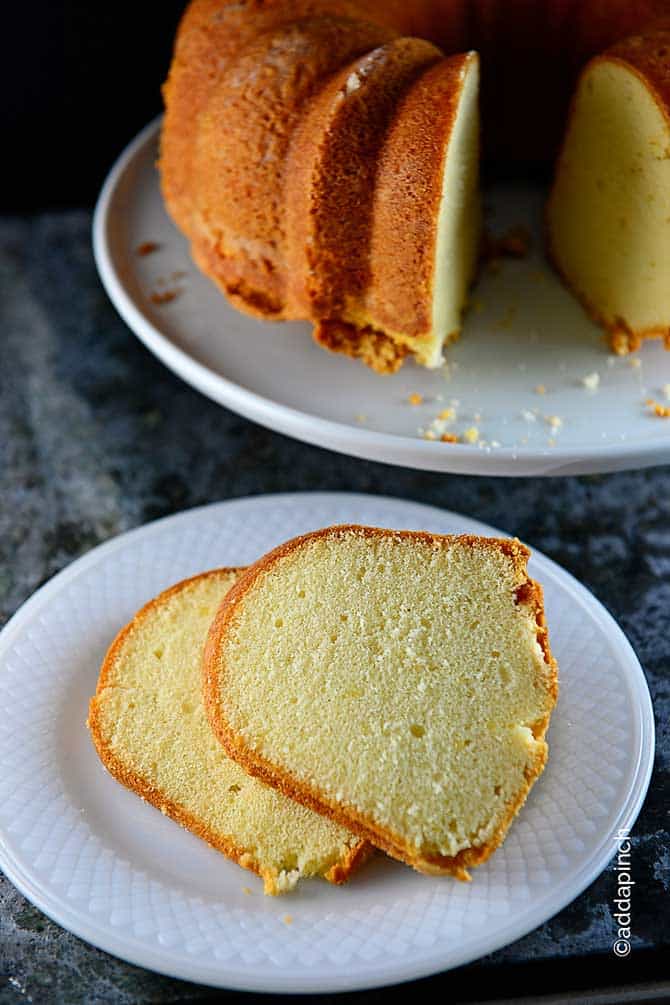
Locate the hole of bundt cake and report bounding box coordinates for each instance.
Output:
[494,784,502,797]
[228,783,241,794]
[274,617,283,628]
[153,647,163,660]
[340,613,348,622]
[297,589,305,599]
[498,665,511,685]
[410,723,425,738]
[330,634,338,643]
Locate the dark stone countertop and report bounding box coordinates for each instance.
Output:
[0,213,668,1005]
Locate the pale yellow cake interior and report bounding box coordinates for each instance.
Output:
[90,571,363,894]
[423,54,481,368]
[548,58,670,340]
[216,532,555,866]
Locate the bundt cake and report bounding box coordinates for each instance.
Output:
[88,568,368,895]
[203,527,557,879]
[161,1,670,372]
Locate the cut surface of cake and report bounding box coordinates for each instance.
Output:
[203,527,558,879]
[547,28,670,354]
[88,568,368,895]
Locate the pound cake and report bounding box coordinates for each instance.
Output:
[88,568,368,895]
[547,24,670,355]
[161,0,670,370]
[203,527,558,879]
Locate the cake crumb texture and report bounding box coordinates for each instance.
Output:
[88,569,367,895]
[204,526,558,880]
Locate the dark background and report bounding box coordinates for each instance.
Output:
[5,3,184,212]
[5,0,556,213]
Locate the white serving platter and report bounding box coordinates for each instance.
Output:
[93,120,670,475]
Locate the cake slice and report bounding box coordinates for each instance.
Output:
[285,44,480,372]
[547,27,670,354]
[88,569,368,895]
[203,527,558,880]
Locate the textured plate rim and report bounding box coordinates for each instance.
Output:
[0,493,656,993]
[92,121,670,478]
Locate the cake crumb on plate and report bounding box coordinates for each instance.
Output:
[150,289,179,305]
[646,398,670,418]
[137,241,159,256]
[580,372,600,391]
[481,225,532,261]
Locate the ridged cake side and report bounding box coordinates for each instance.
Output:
[285,49,480,371]
[161,1,393,231]
[88,568,369,895]
[161,0,670,368]
[204,527,558,880]
[187,16,397,319]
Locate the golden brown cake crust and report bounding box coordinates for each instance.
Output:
[189,16,399,320]
[285,49,477,367]
[283,38,441,322]
[88,567,370,894]
[203,527,559,881]
[160,1,422,319]
[361,53,478,348]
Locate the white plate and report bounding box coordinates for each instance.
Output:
[0,493,653,993]
[94,120,670,477]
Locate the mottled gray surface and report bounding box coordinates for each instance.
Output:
[0,214,668,1003]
